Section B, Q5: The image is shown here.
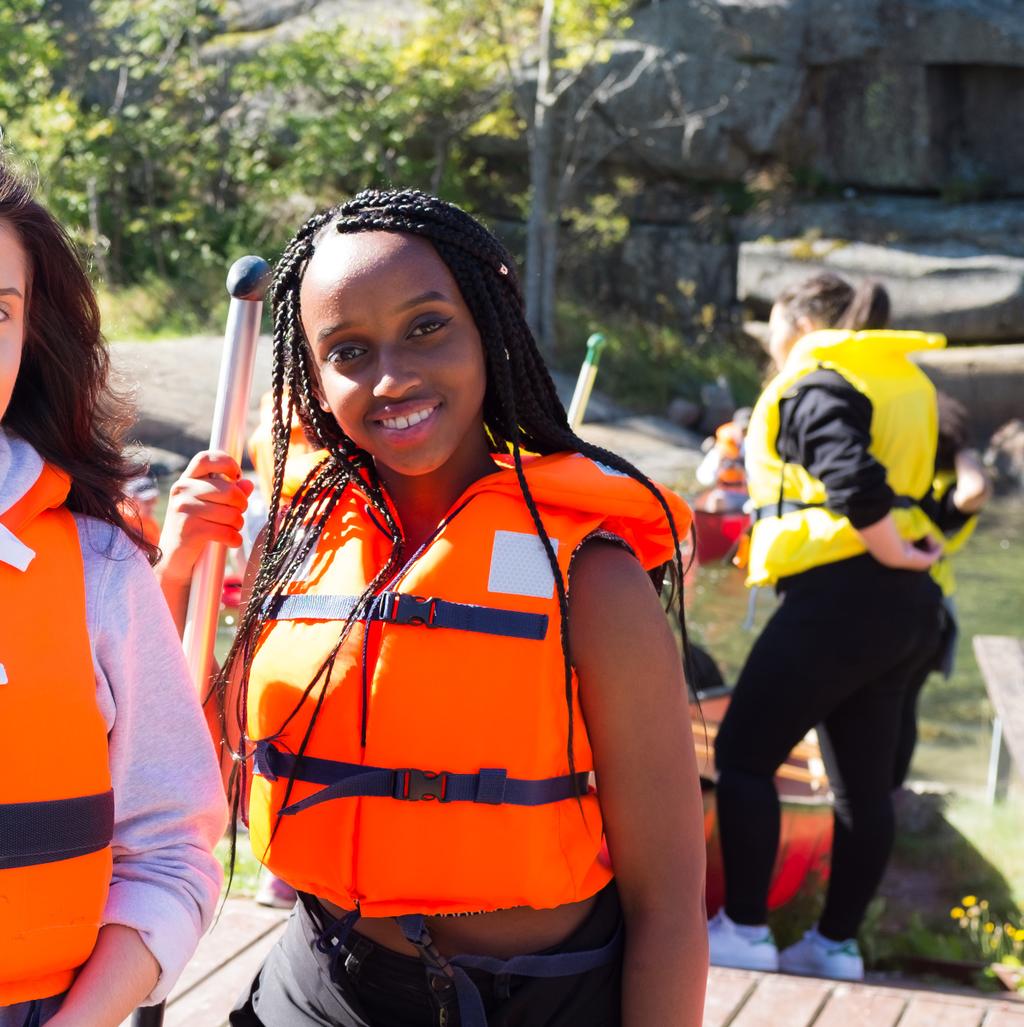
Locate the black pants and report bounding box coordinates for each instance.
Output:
[230,884,623,1026]
[714,554,944,941]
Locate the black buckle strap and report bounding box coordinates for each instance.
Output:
[394,768,450,802]
[378,592,440,627]
[265,591,548,640]
[255,742,586,814]
[755,493,920,522]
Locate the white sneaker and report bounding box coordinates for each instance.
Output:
[707,908,779,971]
[779,926,864,981]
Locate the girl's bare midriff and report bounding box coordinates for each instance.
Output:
[318,893,599,959]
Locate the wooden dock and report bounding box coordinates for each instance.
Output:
[136,898,1024,1026]
[705,967,1023,1027]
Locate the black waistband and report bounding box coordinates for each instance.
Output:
[299,881,623,983]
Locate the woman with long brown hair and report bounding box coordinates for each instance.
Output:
[0,156,226,1027]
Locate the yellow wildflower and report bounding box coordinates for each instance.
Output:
[951,907,965,919]
[980,900,989,910]
[962,895,978,906]
[984,922,995,933]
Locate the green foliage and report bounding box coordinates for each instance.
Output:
[554,300,764,414]
[2,0,719,346]
[0,0,58,116]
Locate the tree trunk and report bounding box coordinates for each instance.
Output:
[540,212,558,355]
[86,176,110,283]
[525,0,555,353]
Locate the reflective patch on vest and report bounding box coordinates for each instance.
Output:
[0,663,6,685]
[488,531,559,599]
[592,459,628,478]
[0,523,35,572]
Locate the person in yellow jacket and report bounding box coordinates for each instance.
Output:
[157,190,709,1026]
[708,273,946,982]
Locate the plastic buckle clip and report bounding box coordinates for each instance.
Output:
[395,768,450,802]
[380,593,440,627]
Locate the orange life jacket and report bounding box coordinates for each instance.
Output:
[0,465,113,1006]
[247,391,328,504]
[246,452,691,918]
[713,422,746,488]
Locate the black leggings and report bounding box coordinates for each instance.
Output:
[229,883,623,1027]
[714,555,944,941]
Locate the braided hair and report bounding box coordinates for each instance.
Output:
[213,189,695,853]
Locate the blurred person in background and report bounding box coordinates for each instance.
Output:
[709,273,946,981]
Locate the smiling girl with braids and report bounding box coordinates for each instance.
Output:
[160,190,707,1027]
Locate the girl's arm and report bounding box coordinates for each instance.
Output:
[951,448,991,515]
[856,513,942,571]
[71,520,228,1017]
[43,925,158,1027]
[570,543,707,1027]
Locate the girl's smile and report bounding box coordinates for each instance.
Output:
[299,230,495,505]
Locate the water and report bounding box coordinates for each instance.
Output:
[685,497,1024,795]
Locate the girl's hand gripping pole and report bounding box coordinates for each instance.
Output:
[566,333,606,430]
[182,256,270,689]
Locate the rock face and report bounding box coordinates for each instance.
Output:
[207,0,1024,345]
[560,0,1024,341]
[612,0,1024,195]
[912,344,1024,447]
[738,239,1024,342]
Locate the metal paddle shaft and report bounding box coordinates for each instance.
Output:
[182,255,270,687]
[130,1007,167,1027]
[566,332,607,429]
[131,258,268,1027]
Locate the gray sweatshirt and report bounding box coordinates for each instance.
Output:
[0,430,228,1024]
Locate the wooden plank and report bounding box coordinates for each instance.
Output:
[812,984,907,1027]
[983,1008,1024,1027]
[164,920,287,1027]
[973,636,1024,790]
[728,974,832,1027]
[704,967,759,1027]
[899,996,987,1027]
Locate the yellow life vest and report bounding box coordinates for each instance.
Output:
[927,469,978,597]
[744,329,944,586]
[244,452,690,918]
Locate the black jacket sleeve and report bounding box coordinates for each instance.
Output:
[919,481,973,536]
[776,368,895,529]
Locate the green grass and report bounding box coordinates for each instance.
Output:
[216,833,263,899]
[553,300,765,414]
[97,271,229,341]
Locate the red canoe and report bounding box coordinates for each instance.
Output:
[692,486,751,566]
[694,687,834,914]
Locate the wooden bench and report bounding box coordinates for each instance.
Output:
[973,636,1024,803]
